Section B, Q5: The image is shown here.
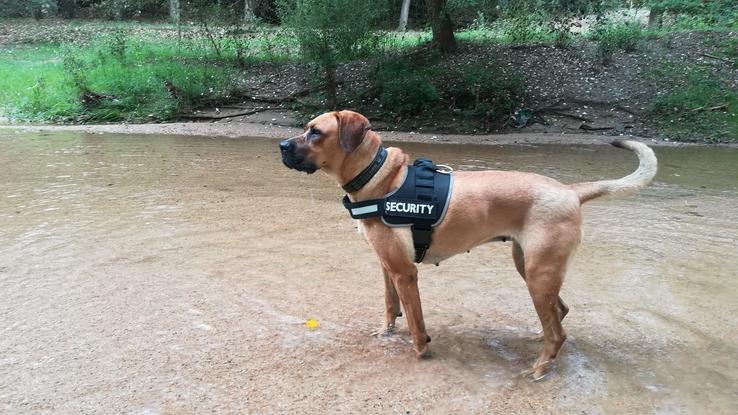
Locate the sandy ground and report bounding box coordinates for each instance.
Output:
[1,131,737,414]
[0,119,688,147]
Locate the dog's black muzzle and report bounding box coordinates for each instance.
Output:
[279,139,318,174]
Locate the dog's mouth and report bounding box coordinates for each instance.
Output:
[281,154,318,174]
[279,139,318,174]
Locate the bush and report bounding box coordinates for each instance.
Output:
[0,36,234,122]
[591,21,644,63]
[649,66,738,142]
[373,58,439,114]
[68,35,233,120]
[0,0,56,18]
[368,56,524,127]
[447,0,499,28]
[279,0,382,109]
[87,0,168,20]
[449,63,523,119]
[649,0,738,29]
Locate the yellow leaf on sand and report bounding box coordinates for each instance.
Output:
[305,319,320,329]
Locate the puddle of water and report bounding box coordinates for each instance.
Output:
[1,131,737,413]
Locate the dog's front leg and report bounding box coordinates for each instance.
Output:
[381,266,402,335]
[368,226,431,358]
[387,266,432,359]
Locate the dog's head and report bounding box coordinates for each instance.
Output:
[279,110,372,175]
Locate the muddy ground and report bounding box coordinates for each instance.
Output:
[0,119,697,147]
[1,131,737,413]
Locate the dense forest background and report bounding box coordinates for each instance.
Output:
[1,1,736,142]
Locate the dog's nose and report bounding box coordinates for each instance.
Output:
[279,140,291,153]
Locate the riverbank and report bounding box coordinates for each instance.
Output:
[0,122,680,147]
[1,18,736,144]
[0,120,699,147]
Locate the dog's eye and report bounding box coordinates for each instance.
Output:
[308,128,322,141]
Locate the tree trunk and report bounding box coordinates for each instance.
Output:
[648,7,662,27]
[58,0,76,19]
[325,64,338,110]
[398,0,411,32]
[169,0,180,25]
[244,0,255,23]
[426,0,456,53]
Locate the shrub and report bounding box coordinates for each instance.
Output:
[649,0,738,29]
[0,0,56,18]
[0,38,234,122]
[591,21,644,64]
[500,2,546,44]
[649,66,738,142]
[87,0,168,20]
[373,58,439,114]
[447,0,499,28]
[278,0,382,109]
[450,64,523,119]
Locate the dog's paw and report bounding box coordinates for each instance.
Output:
[416,347,434,360]
[371,323,397,338]
[382,325,397,337]
[521,360,554,382]
[529,330,544,342]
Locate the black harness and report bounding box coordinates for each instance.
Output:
[341,148,453,263]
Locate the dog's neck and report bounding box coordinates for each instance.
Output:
[334,134,408,201]
[334,133,383,189]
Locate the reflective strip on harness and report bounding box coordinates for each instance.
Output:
[350,204,379,216]
[341,158,453,263]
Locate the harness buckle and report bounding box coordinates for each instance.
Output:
[435,164,454,174]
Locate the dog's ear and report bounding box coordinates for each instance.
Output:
[335,111,371,153]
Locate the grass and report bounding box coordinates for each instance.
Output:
[1,16,736,142]
[649,65,738,143]
[0,23,438,123]
[0,46,80,120]
[0,35,237,122]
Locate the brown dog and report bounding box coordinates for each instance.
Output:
[279,110,657,379]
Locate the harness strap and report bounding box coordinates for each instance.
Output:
[342,195,383,219]
[341,157,449,264]
[411,158,436,263]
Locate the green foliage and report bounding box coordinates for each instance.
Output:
[278,0,382,66]
[450,63,523,117]
[0,36,234,122]
[373,58,440,114]
[278,0,383,108]
[0,0,56,18]
[649,65,738,142]
[591,20,644,63]
[0,46,80,120]
[499,2,548,44]
[720,38,738,67]
[368,55,523,125]
[447,0,499,27]
[649,0,738,29]
[87,0,168,20]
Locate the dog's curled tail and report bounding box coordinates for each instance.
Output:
[572,139,658,204]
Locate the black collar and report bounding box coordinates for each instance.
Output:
[342,146,387,193]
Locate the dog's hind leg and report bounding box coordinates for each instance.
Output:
[382,266,402,335]
[513,240,569,323]
[518,236,576,380]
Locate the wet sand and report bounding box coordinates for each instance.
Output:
[0,121,687,147]
[1,132,737,413]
